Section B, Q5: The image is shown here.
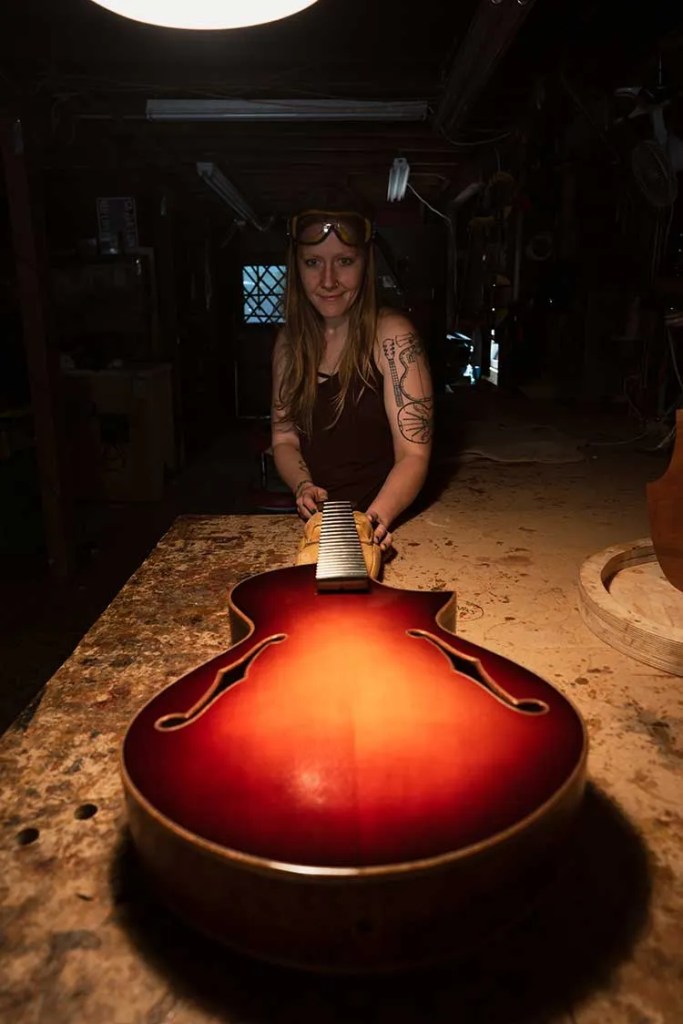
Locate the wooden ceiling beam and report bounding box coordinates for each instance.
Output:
[435,0,540,137]
[75,119,447,145]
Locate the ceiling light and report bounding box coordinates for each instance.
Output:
[87,0,319,30]
[147,99,429,122]
[387,157,410,202]
[196,162,268,231]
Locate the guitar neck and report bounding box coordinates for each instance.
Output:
[316,501,369,592]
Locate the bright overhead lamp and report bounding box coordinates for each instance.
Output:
[196,162,268,231]
[87,0,319,30]
[387,157,410,202]
[147,99,429,122]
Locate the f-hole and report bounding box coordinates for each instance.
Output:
[407,630,548,715]
[156,634,286,731]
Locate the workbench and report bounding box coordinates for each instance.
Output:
[2,450,681,1023]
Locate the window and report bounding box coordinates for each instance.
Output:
[242,265,286,324]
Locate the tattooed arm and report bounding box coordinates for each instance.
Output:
[366,313,433,548]
[271,330,328,519]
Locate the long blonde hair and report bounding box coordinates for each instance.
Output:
[277,242,378,435]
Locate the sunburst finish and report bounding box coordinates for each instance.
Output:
[121,502,587,969]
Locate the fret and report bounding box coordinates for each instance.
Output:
[316,500,370,592]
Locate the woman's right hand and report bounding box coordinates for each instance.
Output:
[295,481,328,520]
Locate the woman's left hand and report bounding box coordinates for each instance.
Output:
[366,510,393,553]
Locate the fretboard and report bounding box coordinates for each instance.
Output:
[315,501,369,592]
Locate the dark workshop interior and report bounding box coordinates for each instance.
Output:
[1,0,683,732]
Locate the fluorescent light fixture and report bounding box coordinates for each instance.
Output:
[196,162,268,231]
[147,99,429,122]
[87,0,319,30]
[387,157,410,202]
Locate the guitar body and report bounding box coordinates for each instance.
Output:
[122,556,587,971]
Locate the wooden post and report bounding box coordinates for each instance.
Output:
[1,115,73,578]
[153,187,185,468]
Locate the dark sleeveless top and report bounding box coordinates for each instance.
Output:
[299,361,394,510]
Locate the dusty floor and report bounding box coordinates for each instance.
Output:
[1,385,681,1022]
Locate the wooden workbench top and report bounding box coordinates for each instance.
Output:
[1,453,681,1023]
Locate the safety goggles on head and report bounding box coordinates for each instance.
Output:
[289,210,374,247]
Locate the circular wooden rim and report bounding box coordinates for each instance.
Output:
[577,538,683,676]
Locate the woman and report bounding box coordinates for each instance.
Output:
[271,209,433,552]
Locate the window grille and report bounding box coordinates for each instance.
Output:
[242,265,286,324]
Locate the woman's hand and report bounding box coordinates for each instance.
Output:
[366,509,393,553]
[295,480,328,520]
